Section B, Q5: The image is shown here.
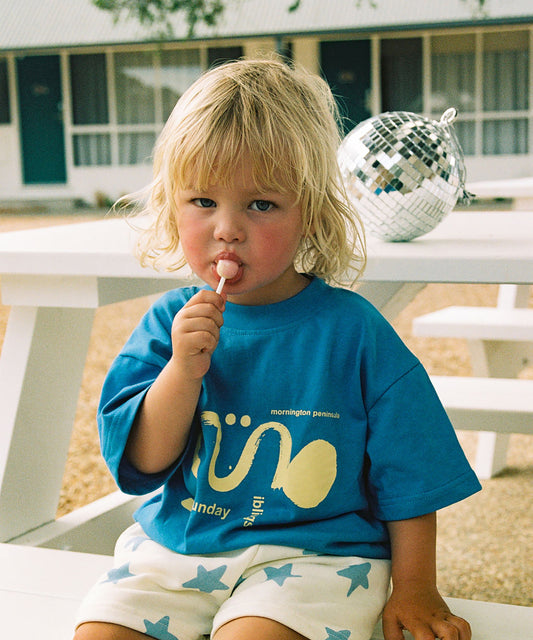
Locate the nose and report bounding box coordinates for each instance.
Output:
[213,208,245,244]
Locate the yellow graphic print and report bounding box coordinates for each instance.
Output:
[190,411,337,509]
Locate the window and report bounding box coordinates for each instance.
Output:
[70,54,110,165]
[114,51,157,164]
[320,39,372,133]
[71,54,108,125]
[115,51,156,125]
[431,34,476,155]
[431,34,476,115]
[73,133,111,166]
[381,38,422,113]
[483,31,528,112]
[160,49,202,121]
[0,58,10,124]
[482,31,528,155]
[207,46,243,69]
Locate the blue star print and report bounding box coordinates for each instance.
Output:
[144,616,179,640]
[264,563,302,586]
[337,562,371,596]
[324,628,351,640]
[102,562,135,584]
[182,564,229,593]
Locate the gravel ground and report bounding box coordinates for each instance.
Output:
[0,210,531,607]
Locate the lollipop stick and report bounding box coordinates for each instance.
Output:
[215,259,239,294]
[216,277,226,295]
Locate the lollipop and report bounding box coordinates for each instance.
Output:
[215,259,239,294]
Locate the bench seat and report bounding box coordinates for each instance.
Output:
[430,375,533,435]
[1,543,531,640]
[466,177,533,210]
[0,543,111,639]
[412,306,533,342]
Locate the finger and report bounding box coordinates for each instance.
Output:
[382,616,408,640]
[172,308,221,347]
[195,331,219,355]
[178,326,219,355]
[409,625,437,640]
[177,322,220,351]
[385,618,437,640]
[184,289,226,312]
[433,614,472,640]
[176,313,223,335]
[175,304,224,331]
[416,615,471,640]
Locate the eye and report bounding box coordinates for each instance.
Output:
[250,200,274,213]
[193,197,216,208]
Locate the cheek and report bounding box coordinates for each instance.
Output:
[255,224,302,264]
[177,221,209,268]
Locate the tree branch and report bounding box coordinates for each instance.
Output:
[92,0,489,39]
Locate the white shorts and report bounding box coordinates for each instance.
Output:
[76,523,391,640]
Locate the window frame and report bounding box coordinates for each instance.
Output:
[0,56,11,124]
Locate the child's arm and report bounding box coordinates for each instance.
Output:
[125,289,225,474]
[383,512,472,640]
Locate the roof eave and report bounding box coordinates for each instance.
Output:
[2,15,532,55]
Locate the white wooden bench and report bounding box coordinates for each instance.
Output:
[467,177,533,210]
[413,306,533,343]
[429,376,533,435]
[8,490,148,555]
[1,543,532,640]
[412,285,533,478]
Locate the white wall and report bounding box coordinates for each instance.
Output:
[0,126,22,195]
[69,165,153,205]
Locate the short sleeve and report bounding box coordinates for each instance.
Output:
[365,362,481,521]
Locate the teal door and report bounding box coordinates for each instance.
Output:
[320,40,371,136]
[17,55,67,184]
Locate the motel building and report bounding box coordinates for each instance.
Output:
[0,0,532,206]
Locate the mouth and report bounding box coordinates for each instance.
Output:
[213,255,243,285]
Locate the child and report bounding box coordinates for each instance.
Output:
[74,59,481,640]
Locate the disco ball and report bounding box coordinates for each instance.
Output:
[338,108,471,242]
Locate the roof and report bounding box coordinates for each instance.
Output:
[1,0,533,52]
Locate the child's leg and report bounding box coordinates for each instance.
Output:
[213,616,308,640]
[212,549,391,640]
[74,621,150,639]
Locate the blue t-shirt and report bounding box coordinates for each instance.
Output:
[98,277,481,559]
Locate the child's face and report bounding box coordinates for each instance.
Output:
[175,155,309,305]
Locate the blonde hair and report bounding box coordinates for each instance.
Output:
[128,57,366,284]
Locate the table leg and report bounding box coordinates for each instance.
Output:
[356,281,426,320]
[468,338,533,479]
[470,284,531,478]
[0,306,95,541]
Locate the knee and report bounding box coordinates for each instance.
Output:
[73,622,146,640]
[73,623,109,640]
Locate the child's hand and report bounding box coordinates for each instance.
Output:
[382,585,471,640]
[124,289,225,474]
[170,290,225,380]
